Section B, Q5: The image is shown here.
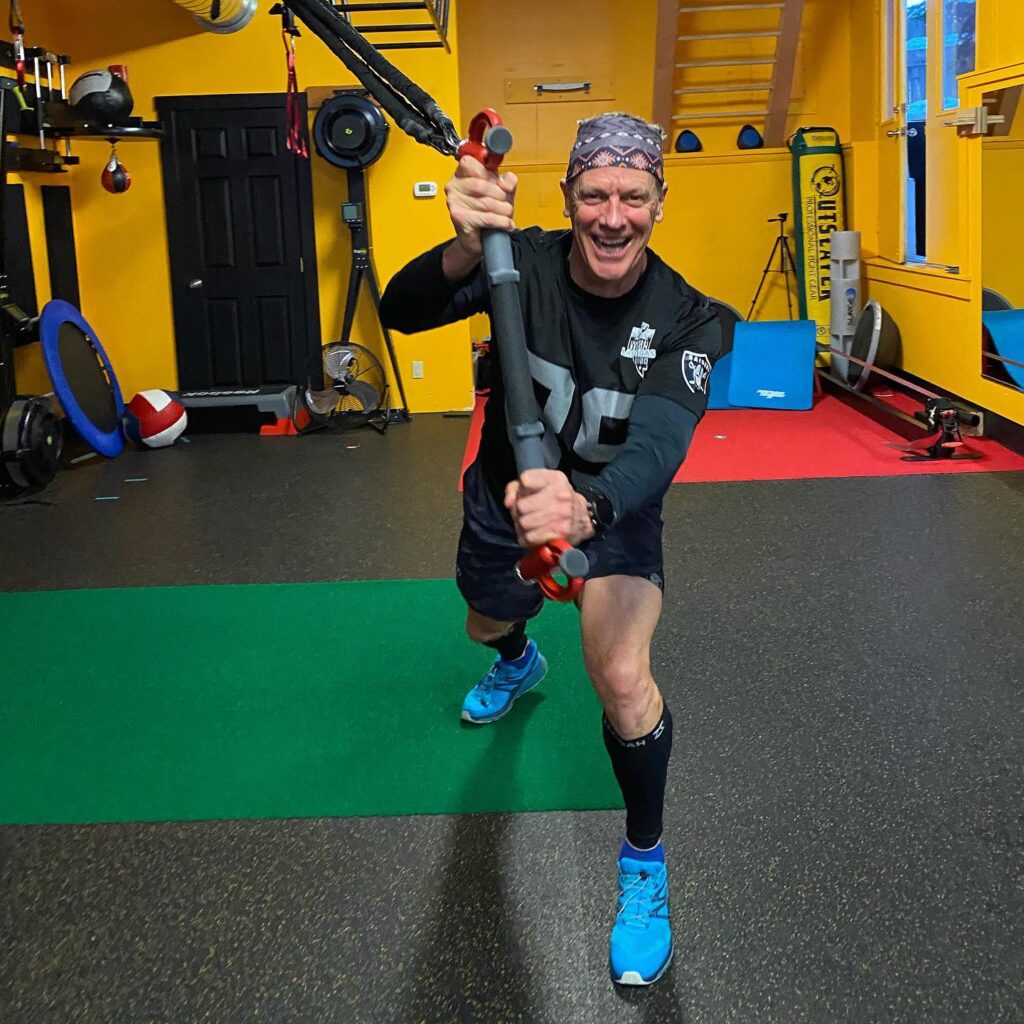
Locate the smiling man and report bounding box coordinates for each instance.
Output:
[381,113,721,986]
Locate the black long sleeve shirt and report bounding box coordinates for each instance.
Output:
[380,228,721,521]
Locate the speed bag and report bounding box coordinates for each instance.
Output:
[790,127,847,345]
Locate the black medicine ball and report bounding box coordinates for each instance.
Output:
[69,70,135,125]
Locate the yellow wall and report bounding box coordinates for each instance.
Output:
[13,0,472,412]
[977,0,1024,73]
[457,0,658,164]
[506,151,797,321]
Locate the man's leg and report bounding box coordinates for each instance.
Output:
[456,462,547,724]
[459,607,548,723]
[580,575,668,844]
[579,574,674,986]
[466,609,521,656]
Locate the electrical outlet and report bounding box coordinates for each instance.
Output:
[412,360,424,379]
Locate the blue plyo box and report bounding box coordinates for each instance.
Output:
[726,320,817,410]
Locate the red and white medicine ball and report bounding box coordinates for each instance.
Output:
[123,390,187,448]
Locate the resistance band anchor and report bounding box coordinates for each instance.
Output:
[817,345,982,462]
[271,3,309,157]
[884,397,981,462]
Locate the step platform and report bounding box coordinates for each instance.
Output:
[176,385,306,436]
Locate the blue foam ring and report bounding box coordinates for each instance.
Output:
[40,299,125,458]
[983,309,1024,390]
[737,123,764,150]
[726,319,817,410]
[674,129,703,153]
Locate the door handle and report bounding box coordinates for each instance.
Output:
[885,127,918,138]
[534,81,591,95]
[188,278,203,290]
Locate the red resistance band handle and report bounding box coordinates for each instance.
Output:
[517,540,585,603]
[456,108,506,173]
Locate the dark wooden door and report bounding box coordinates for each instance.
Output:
[157,94,321,390]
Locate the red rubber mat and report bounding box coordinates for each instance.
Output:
[459,392,1024,487]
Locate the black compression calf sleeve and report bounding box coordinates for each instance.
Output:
[603,704,673,849]
[483,620,528,662]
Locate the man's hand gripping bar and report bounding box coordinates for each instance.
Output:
[457,109,589,602]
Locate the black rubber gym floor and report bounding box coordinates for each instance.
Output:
[2,416,1023,1023]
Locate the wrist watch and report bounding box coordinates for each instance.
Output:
[577,484,616,534]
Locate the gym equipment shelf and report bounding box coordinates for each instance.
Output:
[8,144,79,173]
[43,122,165,142]
[1,44,164,174]
[39,99,165,142]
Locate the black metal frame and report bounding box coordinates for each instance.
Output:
[0,89,37,404]
[333,0,451,50]
[0,88,64,495]
[337,165,410,419]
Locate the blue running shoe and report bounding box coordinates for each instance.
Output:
[609,842,673,986]
[461,640,547,724]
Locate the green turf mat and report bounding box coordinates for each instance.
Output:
[0,581,621,825]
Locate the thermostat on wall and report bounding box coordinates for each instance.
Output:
[413,181,438,198]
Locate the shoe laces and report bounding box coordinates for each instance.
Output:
[617,867,666,929]
[471,660,523,707]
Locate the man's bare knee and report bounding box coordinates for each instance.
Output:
[586,651,648,706]
[585,649,662,738]
[465,609,515,645]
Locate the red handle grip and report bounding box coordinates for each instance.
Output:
[456,108,506,173]
[517,539,586,602]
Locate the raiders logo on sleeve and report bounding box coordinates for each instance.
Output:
[682,350,712,395]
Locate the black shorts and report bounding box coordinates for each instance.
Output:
[456,461,665,622]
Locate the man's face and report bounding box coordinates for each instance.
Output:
[561,167,665,287]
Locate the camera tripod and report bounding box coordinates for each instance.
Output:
[747,212,798,321]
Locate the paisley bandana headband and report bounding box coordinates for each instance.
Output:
[565,113,665,186]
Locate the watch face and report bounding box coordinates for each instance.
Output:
[594,492,615,529]
[582,487,614,530]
